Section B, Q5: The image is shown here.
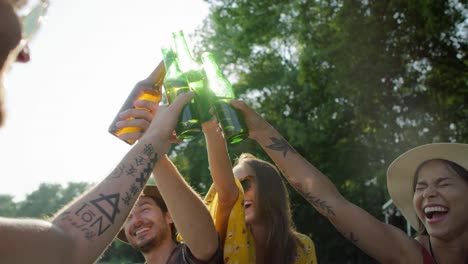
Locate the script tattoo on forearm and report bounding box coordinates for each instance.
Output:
[110,164,126,179]
[58,144,159,240]
[291,181,335,217]
[265,137,296,157]
[339,230,359,243]
[58,193,120,240]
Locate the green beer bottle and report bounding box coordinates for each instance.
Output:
[172,30,211,123]
[161,47,201,138]
[201,52,249,144]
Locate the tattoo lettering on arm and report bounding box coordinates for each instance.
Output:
[58,194,121,241]
[121,183,141,206]
[126,165,137,177]
[338,229,359,243]
[110,164,126,179]
[265,137,296,157]
[56,144,160,240]
[291,181,335,217]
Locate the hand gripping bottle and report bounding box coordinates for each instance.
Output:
[201,52,249,144]
[161,47,201,138]
[108,61,165,145]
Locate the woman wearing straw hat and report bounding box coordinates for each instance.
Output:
[228,99,468,264]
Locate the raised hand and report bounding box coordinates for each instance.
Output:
[115,100,159,143]
[230,99,270,140]
[116,93,192,144]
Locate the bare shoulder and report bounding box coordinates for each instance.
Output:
[415,235,430,253]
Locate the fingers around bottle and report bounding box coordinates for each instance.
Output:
[134,100,159,113]
[119,108,154,122]
[118,131,144,142]
[230,99,246,110]
[170,91,195,111]
[115,118,151,130]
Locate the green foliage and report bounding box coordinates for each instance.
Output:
[0,195,17,217]
[16,182,90,219]
[191,0,467,262]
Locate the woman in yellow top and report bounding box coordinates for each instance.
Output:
[202,119,317,264]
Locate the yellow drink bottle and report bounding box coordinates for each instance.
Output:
[108,61,165,145]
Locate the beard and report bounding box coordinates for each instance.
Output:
[130,223,171,254]
[136,237,157,253]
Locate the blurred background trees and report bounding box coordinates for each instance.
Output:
[177,0,467,263]
[2,1,465,263]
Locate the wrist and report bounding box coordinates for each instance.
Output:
[249,121,274,141]
[140,131,171,153]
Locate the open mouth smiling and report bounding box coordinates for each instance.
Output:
[424,205,449,221]
[132,225,152,238]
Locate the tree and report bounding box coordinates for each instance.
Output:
[16,182,90,218]
[0,195,17,217]
[184,0,467,262]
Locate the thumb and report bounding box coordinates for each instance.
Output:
[168,91,195,112]
[230,99,250,113]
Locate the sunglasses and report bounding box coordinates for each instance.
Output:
[6,0,49,64]
[240,177,253,192]
[20,0,49,41]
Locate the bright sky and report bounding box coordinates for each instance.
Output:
[0,0,209,201]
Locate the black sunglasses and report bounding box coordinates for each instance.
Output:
[240,177,252,191]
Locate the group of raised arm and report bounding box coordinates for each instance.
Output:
[3,0,468,263]
[123,96,468,264]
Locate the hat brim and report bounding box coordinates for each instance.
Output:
[117,185,162,243]
[387,143,468,232]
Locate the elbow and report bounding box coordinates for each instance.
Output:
[192,230,220,262]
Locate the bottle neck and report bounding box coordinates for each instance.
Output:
[144,60,166,85]
[173,32,199,72]
[201,53,235,99]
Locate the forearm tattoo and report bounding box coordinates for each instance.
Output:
[291,181,335,217]
[57,144,159,240]
[339,229,359,243]
[265,137,296,157]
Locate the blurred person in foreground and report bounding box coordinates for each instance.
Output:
[0,0,221,263]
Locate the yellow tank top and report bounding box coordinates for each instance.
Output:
[204,179,318,264]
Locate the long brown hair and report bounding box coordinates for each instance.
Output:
[235,153,300,264]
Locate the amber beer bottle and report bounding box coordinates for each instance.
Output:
[172,31,211,123]
[161,47,201,138]
[201,52,249,144]
[108,61,165,145]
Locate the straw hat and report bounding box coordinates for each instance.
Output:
[117,185,164,243]
[387,143,468,232]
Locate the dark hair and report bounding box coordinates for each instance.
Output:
[235,153,300,264]
[147,195,177,240]
[412,159,468,235]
